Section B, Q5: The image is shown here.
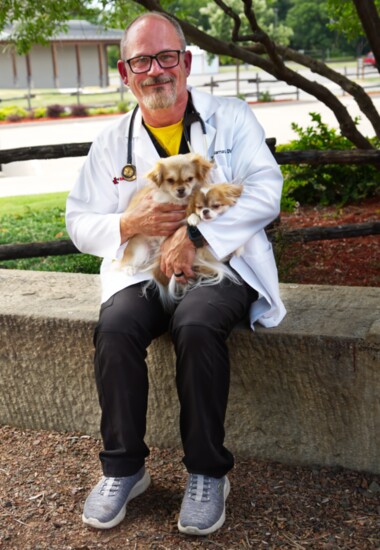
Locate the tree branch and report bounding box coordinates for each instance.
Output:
[242,0,284,69]
[133,0,377,148]
[212,0,241,42]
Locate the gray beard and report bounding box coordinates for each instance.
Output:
[140,78,177,110]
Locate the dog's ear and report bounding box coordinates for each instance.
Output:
[227,183,243,200]
[218,183,243,203]
[145,161,165,186]
[192,155,213,182]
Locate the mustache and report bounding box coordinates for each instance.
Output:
[141,75,175,88]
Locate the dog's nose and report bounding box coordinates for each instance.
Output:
[177,187,186,197]
[203,209,210,215]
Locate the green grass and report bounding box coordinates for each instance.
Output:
[0,192,101,273]
[0,192,68,215]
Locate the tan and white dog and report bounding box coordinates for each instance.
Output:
[117,153,213,276]
[165,181,244,303]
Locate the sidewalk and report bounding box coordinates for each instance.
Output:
[0,115,121,198]
[0,95,378,198]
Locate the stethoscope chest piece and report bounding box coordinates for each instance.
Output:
[121,164,137,181]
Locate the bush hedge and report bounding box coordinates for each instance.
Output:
[278,113,380,210]
[0,102,132,122]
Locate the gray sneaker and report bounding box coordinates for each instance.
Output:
[178,474,230,535]
[82,467,150,529]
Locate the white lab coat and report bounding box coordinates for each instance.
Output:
[66,86,286,329]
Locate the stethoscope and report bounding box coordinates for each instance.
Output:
[121,104,208,181]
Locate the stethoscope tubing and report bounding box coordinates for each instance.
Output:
[121,104,207,181]
[122,105,140,181]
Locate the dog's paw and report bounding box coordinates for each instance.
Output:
[187,213,200,226]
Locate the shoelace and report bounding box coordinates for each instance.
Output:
[188,474,211,502]
[100,477,121,497]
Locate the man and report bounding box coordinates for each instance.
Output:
[66,11,286,536]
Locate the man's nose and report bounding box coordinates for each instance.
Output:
[148,58,164,74]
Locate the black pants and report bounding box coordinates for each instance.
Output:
[94,276,257,478]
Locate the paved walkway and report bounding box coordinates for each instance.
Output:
[0,95,379,198]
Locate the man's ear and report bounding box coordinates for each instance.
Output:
[117,59,129,86]
[183,50,192,77]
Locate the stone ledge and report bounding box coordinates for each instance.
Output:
[0,270,379,473]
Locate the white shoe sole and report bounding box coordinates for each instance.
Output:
[82,470,151,529]
[178,476,231,536]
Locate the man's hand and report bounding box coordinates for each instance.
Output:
[120,191,186,243]
[160,225,196,282]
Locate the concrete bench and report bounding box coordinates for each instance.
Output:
[0,269,379,474]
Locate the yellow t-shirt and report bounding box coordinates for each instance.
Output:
[145,119,184,156]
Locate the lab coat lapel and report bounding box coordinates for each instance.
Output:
[190,119,216,158]
[133,110,161,177]
[189,86,217,158]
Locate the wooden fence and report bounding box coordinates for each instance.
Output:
[0,141,379,261]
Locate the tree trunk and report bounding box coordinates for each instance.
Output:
[352,0,380,71]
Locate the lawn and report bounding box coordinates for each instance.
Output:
[0,192,101,273]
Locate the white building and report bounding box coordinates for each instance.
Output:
[0,20,123,89]
[187,45,219,75]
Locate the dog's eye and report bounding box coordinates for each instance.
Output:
[212,204,221,210]
[167,178,175,184]
[186,177,194,183]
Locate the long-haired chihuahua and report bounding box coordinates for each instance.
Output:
[165,181,244,303]
[116,153,213,275]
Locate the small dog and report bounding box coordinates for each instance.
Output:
[166,181,244,303]
[117,153,213,275]
[187,182,244,225]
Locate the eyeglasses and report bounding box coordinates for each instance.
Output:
[123,49,185,74]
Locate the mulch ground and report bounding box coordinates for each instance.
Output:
[0,426,379,550]
[276,197,380,287]
[1,197,379,549]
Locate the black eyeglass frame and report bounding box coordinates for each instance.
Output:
[123,49,186,74]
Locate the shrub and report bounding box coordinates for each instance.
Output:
[89,107,118,116]
[46,104,66,118]
[277,113,380,209]
[6,113,24,122]
[258,91,273,103]
[0,106,28,121]
[31,107,47,119]
[6,113,23,122]
[69,104,89,117]
[117,100,130,113]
